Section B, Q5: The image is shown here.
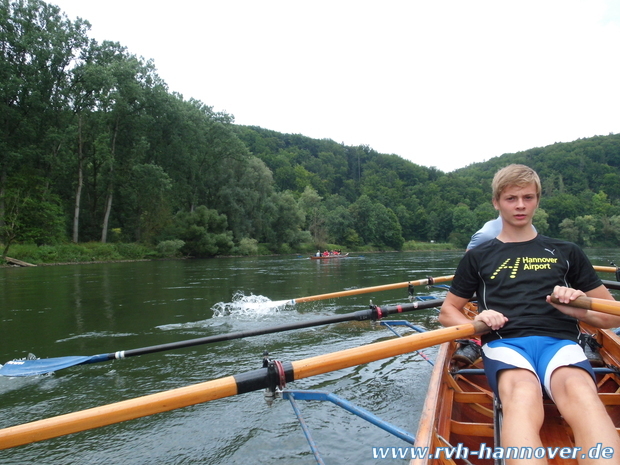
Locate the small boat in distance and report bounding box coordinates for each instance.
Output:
[310,253,349,260]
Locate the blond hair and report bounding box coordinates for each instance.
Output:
[492,164,541,201]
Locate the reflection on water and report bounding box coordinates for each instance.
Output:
[0,249,617,464]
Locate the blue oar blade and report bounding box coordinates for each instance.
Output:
[0,354,108,377]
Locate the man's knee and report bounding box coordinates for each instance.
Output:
[498,369,543,406]
[551,367,597,398]
[551,367,600,412]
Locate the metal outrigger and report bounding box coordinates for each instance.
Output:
[282,389,416,465]
[281,318,433,464]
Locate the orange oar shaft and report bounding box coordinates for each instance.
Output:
[0,319,486,450]
[0,377,239,450]
[291,320,486,378]
[291,275,454,303]
[593,266,618,274]
[550,295,620,317]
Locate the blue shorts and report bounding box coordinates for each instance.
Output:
[481,336,595,401]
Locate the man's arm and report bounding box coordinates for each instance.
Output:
[439,291,509,330]
[547,285,620,328]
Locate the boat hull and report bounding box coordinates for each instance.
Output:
[310,253,349,260]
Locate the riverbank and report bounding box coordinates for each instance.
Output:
[1,240,457,267]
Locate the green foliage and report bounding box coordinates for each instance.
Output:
[113,243,152,259]
[0,172,66,255]
[325,205,355,246]
[3,1,620,256]
[3,242,152,263]
[533,208,550,235]
[260,191,305,249]
[170,206,234,257]
[232,237,259,256]
[156,239,185,257]
[402,241,457,251]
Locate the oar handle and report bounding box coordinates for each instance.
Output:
[472,319,491,334]
[549,295,620,317]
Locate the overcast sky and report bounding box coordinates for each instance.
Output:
[50,0,620,172]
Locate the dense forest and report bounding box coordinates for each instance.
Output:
[2,0,620,259]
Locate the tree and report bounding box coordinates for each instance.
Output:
[559,219,579,243]
[215,156,274,241]
[348,195,404,249]
[450,205,477,248]
[171,206,233,257]
[608,216,620,244]
[592,191,614,217]
[96,50,157,243]
[472,203,497,229]
[121,163,172,242]
[374,206,405,250]
[261,191,305,251]
[559,215,596,246]
[298,186,326,246]
[601,173,620,200]
[1,171,66,256]
[532,208,550,235]
[574,215,597,247]
[0,0,89,237]
[349,195,374,244]
[540,193,583,235]
[325,205,355,246]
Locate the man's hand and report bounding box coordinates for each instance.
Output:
[547,285,587,319]
[475,309,508,331]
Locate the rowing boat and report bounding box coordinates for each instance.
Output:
[310,253,349,260]
[411,302,620,465]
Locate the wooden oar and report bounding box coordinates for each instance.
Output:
[0,298,447,377]
[593,266,619,274]
[0,319,489,450]
[594,264,620,282]
[549,295,620,317]
[288,275,454,304]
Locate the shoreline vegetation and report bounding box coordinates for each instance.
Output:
[1,241,457,268]
[2,3,620,272]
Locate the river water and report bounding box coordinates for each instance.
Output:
[0,249,618,465]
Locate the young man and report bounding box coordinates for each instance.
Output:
[440,164,620,465]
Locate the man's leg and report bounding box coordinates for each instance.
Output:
[497,368,546,465]
[551,366,620,465]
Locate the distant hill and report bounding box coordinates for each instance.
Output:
[237,126,620,247]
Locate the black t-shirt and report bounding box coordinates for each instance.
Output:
[449,235,602,344]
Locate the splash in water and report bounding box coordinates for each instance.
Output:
[211,291,292,318]
[157,292,296,330]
